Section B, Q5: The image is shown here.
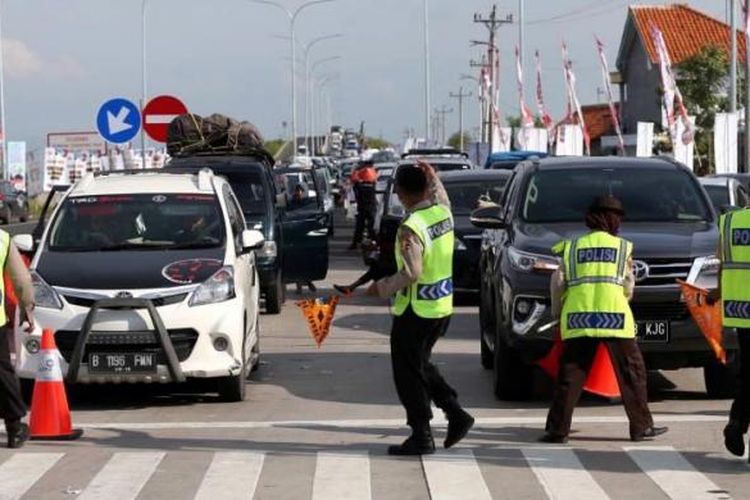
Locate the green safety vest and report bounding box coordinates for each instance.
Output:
[719,209,750,328]
[554,231,635,340]
[393,204,454,319]
[0,231,9,325]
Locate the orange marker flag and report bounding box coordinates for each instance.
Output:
[296,295,340,347]
[678,280,726,364]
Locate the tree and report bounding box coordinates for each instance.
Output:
[447,131,473,150]
[506,115,545,128]
[675,44,746,174]
[362,137,392,150]
[264,138,286,157]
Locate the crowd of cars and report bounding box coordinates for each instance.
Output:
[9,141,748,405]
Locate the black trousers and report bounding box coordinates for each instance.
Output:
[545,337,653,438]
[390,306,459,432]
[0,325,25,423]
[352,209,375,245]
[730,331,750,431]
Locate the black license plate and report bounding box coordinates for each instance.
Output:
[636,321,670,343]
[88,353,157,374]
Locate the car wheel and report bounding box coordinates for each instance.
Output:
[217,336,248,402]
[704,355,737,399]
[250,317,261,374]
[479,286,494,370]
[265,270,284,315]
[493,306,533,401]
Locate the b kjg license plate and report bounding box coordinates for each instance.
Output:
[636,321,670,343]
[88,353,157,374]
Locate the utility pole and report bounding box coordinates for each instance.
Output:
[473,5,513,153]
[423,0,432,142]
[731,0,738,113]
[434,105,453,146]
[450,86,473,151]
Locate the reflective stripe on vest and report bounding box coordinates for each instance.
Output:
[393,204,454,319]
[719,209,750,328]
[558,231,635,340]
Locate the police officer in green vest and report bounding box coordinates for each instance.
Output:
[541,196,667,443]
[367,160,474,455]
[718,208,750,460]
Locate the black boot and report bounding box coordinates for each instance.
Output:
[388,429,435,456]
[724,420,746,457]
[444,409,475,449]
[630,426,669,442]
[6,420,29,449]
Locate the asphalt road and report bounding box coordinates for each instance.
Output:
[0,215,747,499]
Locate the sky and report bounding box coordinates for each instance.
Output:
[0,0,729,152]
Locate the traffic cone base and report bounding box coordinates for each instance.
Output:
[28,329,83,441]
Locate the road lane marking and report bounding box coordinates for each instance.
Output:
[78,452,165,500]
[77,414,727,431]
[522,447,610,500]
[312,451,371,500]
[625,446,732,500]
[0,452,63,500]
[194,451,264,500]
[422,449,492,500]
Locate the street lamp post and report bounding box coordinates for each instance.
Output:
[251,0,336,159]
[141,0,149,168]
[0,0,7,180]
[314,73,339,153]
[303,34,342,154]
[423,0,431,142]
[309,57,340,153]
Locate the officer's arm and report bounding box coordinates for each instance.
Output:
[549,268,565,319]
[374,228,423,298]
[624,257,635,301]
[418,160,450,208]
[6,243,35,320]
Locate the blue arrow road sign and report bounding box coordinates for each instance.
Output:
[96,98,141,144]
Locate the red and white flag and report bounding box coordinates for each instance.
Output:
[650,25,694,145]
[562,42,591,155]
[534,50,555,143]
[515,46,535,129]
[742,0,750,39]
[595,37,625,155]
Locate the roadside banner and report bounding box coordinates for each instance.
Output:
[493,126,512,153]
[7,141,26,191]
[297,296,340,347]
[562,42,591,155]
[534,50,555,144]
[636,122,654,157]
[515,128,548,152]
[514,46,535,149]
[555,125,583,156]
[678,280,726,364]
[673,116,696,167]
[595,37,625,155]
[714,112,739,174]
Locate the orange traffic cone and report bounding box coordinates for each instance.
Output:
[583,343,621,398]
[29,329,83,440]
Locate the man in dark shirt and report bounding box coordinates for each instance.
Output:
[349,160,378,250]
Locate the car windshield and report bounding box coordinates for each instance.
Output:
[228,173,266,216]
[445,179,508,215]
[522,168,711,223]
[703,184,729,210]
[48,193,225,252]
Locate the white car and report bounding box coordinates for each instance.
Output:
[14,169,264,401]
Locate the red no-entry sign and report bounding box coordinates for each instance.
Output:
[142,95,188,142]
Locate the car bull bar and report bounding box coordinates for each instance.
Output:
[66,297,186,384]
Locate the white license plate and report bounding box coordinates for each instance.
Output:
[88,353,157,374]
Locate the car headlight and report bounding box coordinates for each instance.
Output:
[256,241,277,259]
[31,271,63,309]
[189,266,235,306]
[454,238,467,251]
[507,247,559,273]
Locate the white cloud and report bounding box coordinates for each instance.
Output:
[3,38,85,79]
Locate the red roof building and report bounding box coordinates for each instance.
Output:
[615,4,743,134]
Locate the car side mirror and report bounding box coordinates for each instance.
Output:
[720,204,742,214]
[12,234,33,252]
[470,206,505,229]
[241,229,265,252]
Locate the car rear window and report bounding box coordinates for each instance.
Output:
[703,184,730,210]
[228,173,266,216]
[522,167,711,223]
[445,179,508,215]
[49,193,225,252]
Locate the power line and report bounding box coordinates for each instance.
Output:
[527,0,628,26]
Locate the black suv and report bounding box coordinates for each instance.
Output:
[472,156,736,400]
[166,154,287,313]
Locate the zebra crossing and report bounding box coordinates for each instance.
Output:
[0,445,744,500]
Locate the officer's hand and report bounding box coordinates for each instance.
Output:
[22,306,35,333]
[417,159,436,179]
[365,283,379,297]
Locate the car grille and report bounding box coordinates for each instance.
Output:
[54,329,199,363]
[635,258,693,287]
[62,293,188,308]
[630,302,689,321]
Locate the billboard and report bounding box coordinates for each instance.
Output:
[47,131,107,154]
[7,141,26,191]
